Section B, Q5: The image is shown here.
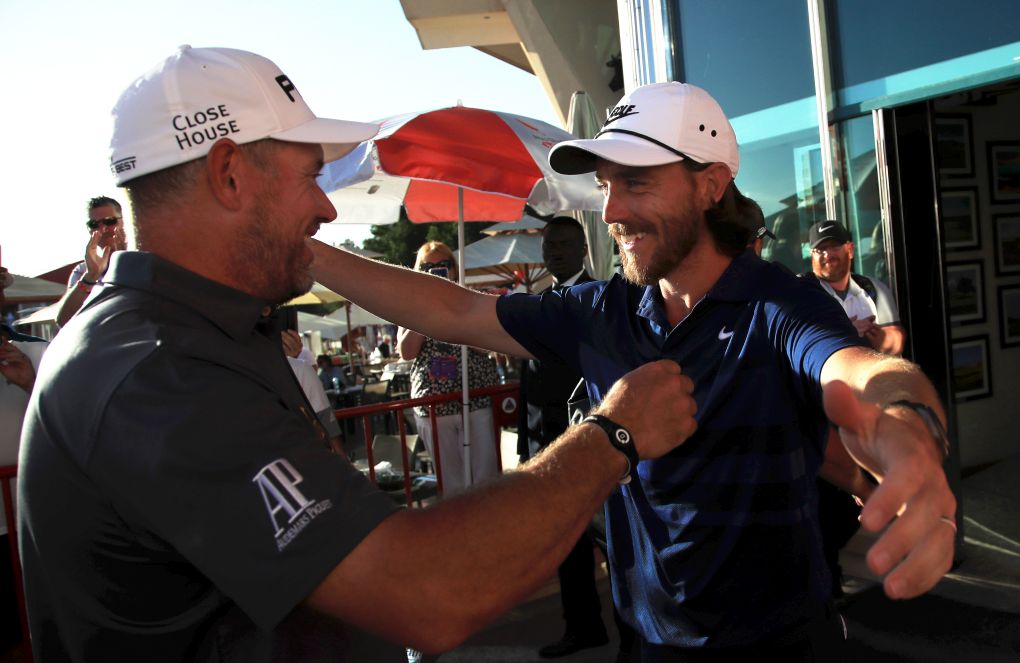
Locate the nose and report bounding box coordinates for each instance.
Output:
[601,186,625,226]
[316,185,338,223]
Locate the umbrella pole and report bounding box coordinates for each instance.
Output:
[458,187,472,489]
[345,302,356,377]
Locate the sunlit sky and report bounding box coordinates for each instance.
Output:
[0,0,559,277]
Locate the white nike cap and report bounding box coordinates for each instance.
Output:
[109,45,379,185]
[549,82,739,178]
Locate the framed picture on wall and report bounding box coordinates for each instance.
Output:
[935,115,973,177]
[951,335,992,401]
[987,141,1020,203]
[993,214,1020,275]
[940,188,981,250]
[945,261,985,325]
[998,286,1020,348]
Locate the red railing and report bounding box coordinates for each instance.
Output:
[333,382,520,506]
[0,464,30,659]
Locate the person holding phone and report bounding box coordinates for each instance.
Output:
[397,241,499,495]
[55,196,129,327]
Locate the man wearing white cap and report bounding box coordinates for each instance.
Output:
[18,47,698,661]
[312,82,956,660]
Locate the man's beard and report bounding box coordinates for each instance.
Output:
[233,200,313,304]
[614,203,702,286]
[817,259,849,284]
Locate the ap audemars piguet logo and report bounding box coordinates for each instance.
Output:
[253,459,333,551]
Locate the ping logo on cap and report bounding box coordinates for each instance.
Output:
[604,103,638,126]
[276,75,298,103]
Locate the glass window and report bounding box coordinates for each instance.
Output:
[829,0,1020,109]
[671,0,814,116]
[667,0,820,274]
[839,115,887,283]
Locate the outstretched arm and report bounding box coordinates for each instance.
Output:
[306,359,698,652]
[311,240,530,357]
[820,346,955,600]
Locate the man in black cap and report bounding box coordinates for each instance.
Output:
[806,220,905,355]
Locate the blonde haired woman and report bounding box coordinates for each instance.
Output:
[398,241,499,495]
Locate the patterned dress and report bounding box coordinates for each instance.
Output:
[409,338,498,417]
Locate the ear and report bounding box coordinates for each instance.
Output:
[205,139,247,212]
[699,162,733,204]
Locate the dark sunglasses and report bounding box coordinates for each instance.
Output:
[419,259,453,272]
[86,216,121,231]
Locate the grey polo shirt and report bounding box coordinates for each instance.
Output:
[19,251,401,662]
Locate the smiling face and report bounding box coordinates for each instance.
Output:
[811,239,854,286]
[237,141,337,303]
[595,160,710,285]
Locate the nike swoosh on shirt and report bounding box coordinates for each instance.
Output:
[718,327,734,340]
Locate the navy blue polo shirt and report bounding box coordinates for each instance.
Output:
[497,250,865,649]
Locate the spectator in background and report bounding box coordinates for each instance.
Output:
[317,353,349,392]
[805,220,905,355]
[56,196,129,327]
[376,334,392,359]
[280,328,343,454]
[0,322,47,650]
[398,241,499,495]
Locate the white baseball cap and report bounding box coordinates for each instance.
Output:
[109,45,379,185]
[549,82,739,178]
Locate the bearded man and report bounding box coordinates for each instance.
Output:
[806,220,905,355]
[312,82,956,661]
[18,47,696,662]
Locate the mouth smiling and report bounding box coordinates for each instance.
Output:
[611,225,649,251]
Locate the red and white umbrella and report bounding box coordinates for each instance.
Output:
[316,105,602,487]
[316,105,603,226]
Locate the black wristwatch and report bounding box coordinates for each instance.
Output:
[886,400,950,461]
[581,414,638,484]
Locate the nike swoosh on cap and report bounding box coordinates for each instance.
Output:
[718,327,734,340]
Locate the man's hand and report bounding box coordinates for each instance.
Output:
[823,380,955,599]
[850,315,877,337]
[594,359,697,460]
[0,340,36,393]
[84,229,117,280]
[281,329,303,359]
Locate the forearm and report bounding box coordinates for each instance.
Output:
[55,285,90,327]
[307,424,625,651]
[310,240,528,356]
[824,348,942,419]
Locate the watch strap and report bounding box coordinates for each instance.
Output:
[581,414,637,484]
[887,400,950,460]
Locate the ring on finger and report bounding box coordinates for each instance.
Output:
[938,515,957,534]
